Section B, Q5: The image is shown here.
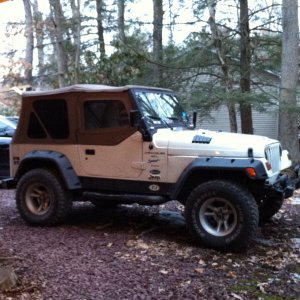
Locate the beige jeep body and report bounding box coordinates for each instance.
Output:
[9,84,299,251]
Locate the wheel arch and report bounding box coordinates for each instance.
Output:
[171,157,268,204]
[15,150,82,190]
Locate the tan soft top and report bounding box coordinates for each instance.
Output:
[22,84,172,97]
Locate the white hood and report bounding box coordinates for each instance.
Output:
[152,128,278,158]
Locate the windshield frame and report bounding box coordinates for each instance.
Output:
[131,88,190,131]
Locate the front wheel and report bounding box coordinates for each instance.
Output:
[16,169,72,226]
[185,180,258,251]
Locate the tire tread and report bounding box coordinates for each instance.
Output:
[185,180,258,251]
[16,168,71,226]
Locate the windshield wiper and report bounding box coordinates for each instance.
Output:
[167,116,179,121]
[167,116,193,129]
[145,115,174,130]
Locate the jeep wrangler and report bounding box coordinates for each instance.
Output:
[7,84,299,251]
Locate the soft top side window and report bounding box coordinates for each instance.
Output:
[29,99,69,139]
[84,100,129,129]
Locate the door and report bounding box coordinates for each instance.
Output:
[77,92,144,179]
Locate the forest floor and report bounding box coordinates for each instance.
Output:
[0,189,299,300]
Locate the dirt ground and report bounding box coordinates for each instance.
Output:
[0,188,299,300]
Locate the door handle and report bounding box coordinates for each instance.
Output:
[85,149,95,155]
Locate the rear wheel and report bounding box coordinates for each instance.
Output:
[16,169,72,226]
[185,180,258,251]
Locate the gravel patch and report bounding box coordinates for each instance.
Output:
[0,189,299,299]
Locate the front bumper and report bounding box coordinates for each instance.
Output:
[266,166,300,199]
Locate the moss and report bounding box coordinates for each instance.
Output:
[281,167,294,176]
[230,279,262,298]
[229,279,294,300]
[263,296,291,300]
[230,283,257,293]
[289,264,300,273]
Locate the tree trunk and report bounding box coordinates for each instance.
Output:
[70,0,81,83]
[152,0,164,86]
[167,0,174,45]
[278,0,299,162]
[32,0,45,89]
[117,0,125,43]
[208,0,238,132]
[239,0,253,134]
[96,0,106,59]
[22,0,33,84]
[49,0,68,87]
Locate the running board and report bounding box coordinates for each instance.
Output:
[83,191,168,205]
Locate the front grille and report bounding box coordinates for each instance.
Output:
[265,144,281,173]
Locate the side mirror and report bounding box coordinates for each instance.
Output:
[130,110,141,127]
[192,111,197,129]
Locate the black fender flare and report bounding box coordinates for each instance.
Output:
[170,157,268,199]
[15,150,82,190]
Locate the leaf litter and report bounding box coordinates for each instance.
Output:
[0,189,299,299]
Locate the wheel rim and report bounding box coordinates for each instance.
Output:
[199,197,238,237]
[25,183,53,215]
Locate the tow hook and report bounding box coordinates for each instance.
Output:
[293,165,300,189]
[284,165,300,198]
[279,174,288,189]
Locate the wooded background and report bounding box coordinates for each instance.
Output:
[0,0,299,160]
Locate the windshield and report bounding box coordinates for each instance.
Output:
[133,90,189,129]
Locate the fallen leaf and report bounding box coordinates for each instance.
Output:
[126,240,136,247]
[248,256,258,263]
[198,259,207,266]
[257,282,268,294]
[226,271,237,278]
[194,268,205,274]
[266,250,278,256]
[175,248,192,258]
[230,292,243,300]
[180,280,191,287]
[136,240,150,250]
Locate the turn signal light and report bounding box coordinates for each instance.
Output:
[245,167,256,177]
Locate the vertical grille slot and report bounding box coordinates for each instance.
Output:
[265,144,280,173]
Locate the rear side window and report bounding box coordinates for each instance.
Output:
[28,113,47,139]
[28,99,69,139]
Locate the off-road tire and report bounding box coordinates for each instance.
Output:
[16,169,72,226]
[185,180,259,251]
[259,196,284,221]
